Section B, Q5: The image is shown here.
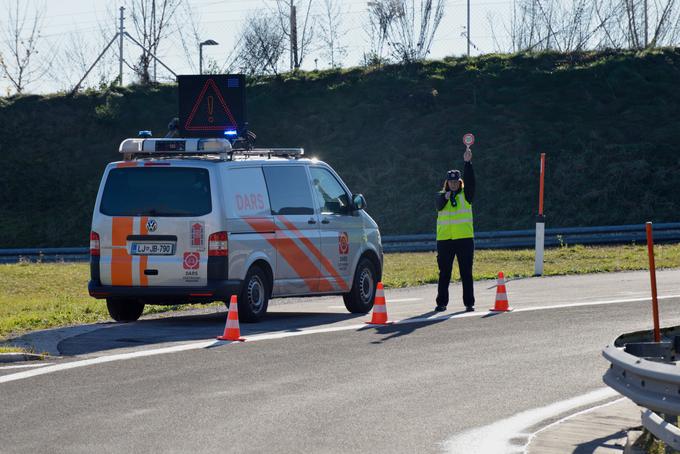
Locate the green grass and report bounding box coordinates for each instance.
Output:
[383,243,680,287]
[2,243,679,342]
[2,49,680,247]
[0,262,189,343]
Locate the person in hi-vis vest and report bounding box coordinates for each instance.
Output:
[434,148,475,312]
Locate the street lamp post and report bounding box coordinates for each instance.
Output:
[199,39,219,75]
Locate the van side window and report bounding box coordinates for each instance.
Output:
[310,167,351,215]
[263,166,315,215]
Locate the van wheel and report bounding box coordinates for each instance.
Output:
[106,298,144,322]
[343,258,376,313]
[237,265,270,323]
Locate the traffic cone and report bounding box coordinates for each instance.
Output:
[366,282,392,325]
[490,272,513,312]
[217,295,246,341]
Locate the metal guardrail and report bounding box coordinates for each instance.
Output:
[0,248,90,264]
[2,222,680,263]
[603,338,680,451]
[382,222,680,252]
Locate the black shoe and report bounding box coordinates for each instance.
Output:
[435,305,447,312]
[465,306,475,312]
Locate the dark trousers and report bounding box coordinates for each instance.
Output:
[436,238,475,307]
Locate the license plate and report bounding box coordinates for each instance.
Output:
[131,242,175,255]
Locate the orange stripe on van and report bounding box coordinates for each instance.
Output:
[277,216,349,291]
[244,218,329,292]
[139,216,149,287]
[111,217,133,286]
[116,162,138,168]
[245,218,276,233]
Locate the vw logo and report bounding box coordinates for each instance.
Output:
[146,219,158,233]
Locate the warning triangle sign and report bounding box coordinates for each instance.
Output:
[183,78,239,132]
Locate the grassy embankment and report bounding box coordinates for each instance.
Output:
[2,243,680,349]
[2,49,680,248]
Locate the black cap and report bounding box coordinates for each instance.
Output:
[446,170,461,181]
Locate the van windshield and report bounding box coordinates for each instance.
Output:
[100,167,211,217]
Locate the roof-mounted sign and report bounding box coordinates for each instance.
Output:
[178,74,246,138]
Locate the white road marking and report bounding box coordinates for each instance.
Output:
[1,294,679,384]
[441,387,619,454]
[328,297,422,308]
[513,294,680,313]
[0,363,54,370]
[0,341,217,384]
[388,298,423,303]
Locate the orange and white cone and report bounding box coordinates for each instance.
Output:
[490,272,513,312]
[217,295,246,341]
[366,282,392,325]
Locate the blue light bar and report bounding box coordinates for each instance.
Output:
[224,129,238,137]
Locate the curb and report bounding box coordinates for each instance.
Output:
[526,398,640,453]
[625,429,644,454]
[0,353,46,363]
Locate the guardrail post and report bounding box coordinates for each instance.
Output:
[646,222,661,343]
[664,413,677,454]
[534,153,546,276]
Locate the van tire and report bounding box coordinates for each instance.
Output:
[106,298,144,322]
[237,265,270,323]
[343,258,377,313]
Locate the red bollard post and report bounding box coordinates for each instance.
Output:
[646,222,661,343]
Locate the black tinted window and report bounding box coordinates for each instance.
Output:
[263,166,314,215]
[100,167,211,217]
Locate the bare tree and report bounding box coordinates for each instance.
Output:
[176,1,202,73]
[52,31,119,92]
[590,0,627,48]
[622,0,680,48]
[235,12,286,76]
[500,0,680,53]
[0,0,51,94]
[318,0,348,68]
[502,0,599,52]
[367,0,445,64]
[273,0,316,70]
[126,0,181,84]
[364,0,400,65]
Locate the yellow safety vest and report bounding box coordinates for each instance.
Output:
[436,189,474,241]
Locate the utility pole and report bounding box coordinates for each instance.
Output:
[152,0,157,81]
[71,4,176,95]
[290,2,299,70]
[119,6,125,86]
[467,0,471,56]
[644,0,648,48]
[289,1,293,70]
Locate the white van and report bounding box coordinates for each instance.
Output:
[88,138,383,322]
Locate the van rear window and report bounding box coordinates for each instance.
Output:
[100,167,211,217]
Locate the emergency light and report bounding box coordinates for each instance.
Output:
[119,136,304,162]
[119,138,232,155]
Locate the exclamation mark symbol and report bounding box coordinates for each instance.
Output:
[207,96,214,123]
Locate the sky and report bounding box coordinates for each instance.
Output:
[0,0,514,94]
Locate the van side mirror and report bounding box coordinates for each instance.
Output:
[352,194,366,211]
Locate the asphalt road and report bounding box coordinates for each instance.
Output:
[2,270,680,453]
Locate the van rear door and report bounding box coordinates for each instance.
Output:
[95,164,214,287]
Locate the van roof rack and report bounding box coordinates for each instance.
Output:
[119,138,304,161]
